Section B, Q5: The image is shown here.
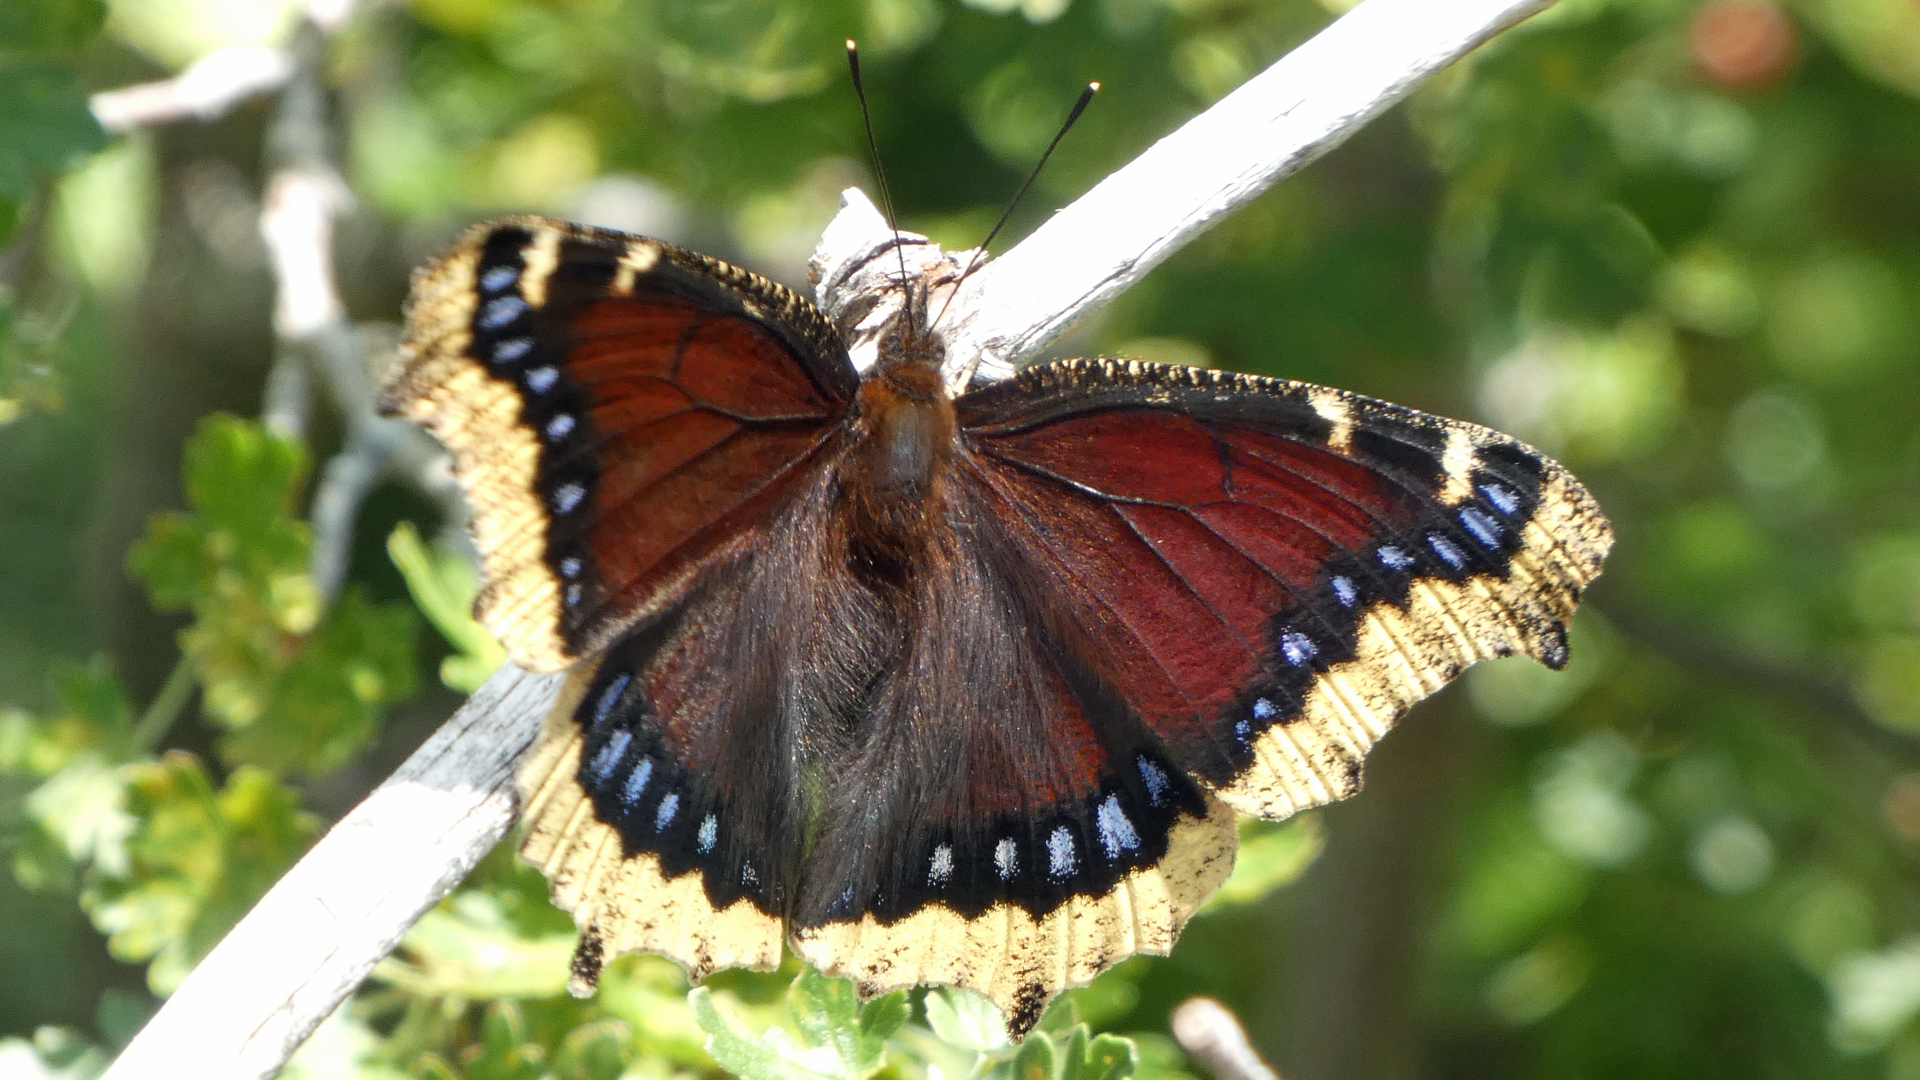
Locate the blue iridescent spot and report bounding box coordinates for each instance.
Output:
[591,674,631,725]
[1138,755,1171,806]
[1252,698,1277,720]
[588,730,630,782]
[559,556,582,578]
[1234,719,1253,745]
[523,364,558,392]
[545,413,575,441]
[1379,545,1415,571]
[1281,631,1317,666]
[565,582,582,608]
[1459,506,1503,549]
[552,481,586,515]
[1331,575,1358,607]
[1095,795,1140,859]
[654,791,679,831]
[1481,482,1522,516]
[492,338,533,365]
[742,863,759,886]
[994,838,1018,880]
[479,265,519,293]
[477,295,527,331]
[697,814,718,854]
[1429,533,1467,571]
[620,757,653,805]
[1047,827,1077,879]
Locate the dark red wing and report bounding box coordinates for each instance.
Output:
[381,215,857,671]
[956,359,1613,821]
[519,463,850,988]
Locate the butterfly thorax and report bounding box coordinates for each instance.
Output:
[843,312,956,572]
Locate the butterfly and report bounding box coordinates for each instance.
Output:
[380,213,1612,1037]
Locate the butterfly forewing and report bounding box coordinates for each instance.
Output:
[381,215,856,672]
[956,358,1613,821]
[384,215,859,992]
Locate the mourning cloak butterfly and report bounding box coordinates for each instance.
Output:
[380,214,1612,1036]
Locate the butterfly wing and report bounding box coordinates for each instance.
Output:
[787,470,1237,1036]
[954,359,1612,821]
[381,215,857,672]
[384,216,858,986]
[519,462,860,987]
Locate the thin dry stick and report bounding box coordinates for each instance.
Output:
[1173,998,1283,1080]
[102,1,1554,1076]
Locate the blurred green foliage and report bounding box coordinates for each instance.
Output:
[4,0,1920,1077]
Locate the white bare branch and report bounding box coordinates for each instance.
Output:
[943,0,1552,385]
[103,1,1554,1076]
[1173,997,1284,1080]
[103,667,565,1080]
[90,48,296,133]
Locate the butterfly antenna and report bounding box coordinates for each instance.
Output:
[932,80,1099,330]
[846,40,914,321]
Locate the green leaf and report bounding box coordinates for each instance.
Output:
[465,1002,547,1080]
[0,1025,110,1080]
[786,969,906,1078]
[1010,1027,1058,1080]
[0,0,106,52]
[220,587,418,774]
[50,656,133,742]
[388,521,504,693]
[0,60,107,200]
[80,755,317,993]
[1204,815,1325,909]
[1056,1027,1135,1080]
[23,752,135,878]
[376,889,575,1000]
[857,990,910,1047]
[692,986,843,1080]
[550,1017,635,1080]
[130,416,418,775]
[923,988,1010,1052]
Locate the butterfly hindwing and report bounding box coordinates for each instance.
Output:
[787,473,1236,1035]
[957,358,1613,821]
[519,457,883,988]
[381,215,857,672]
